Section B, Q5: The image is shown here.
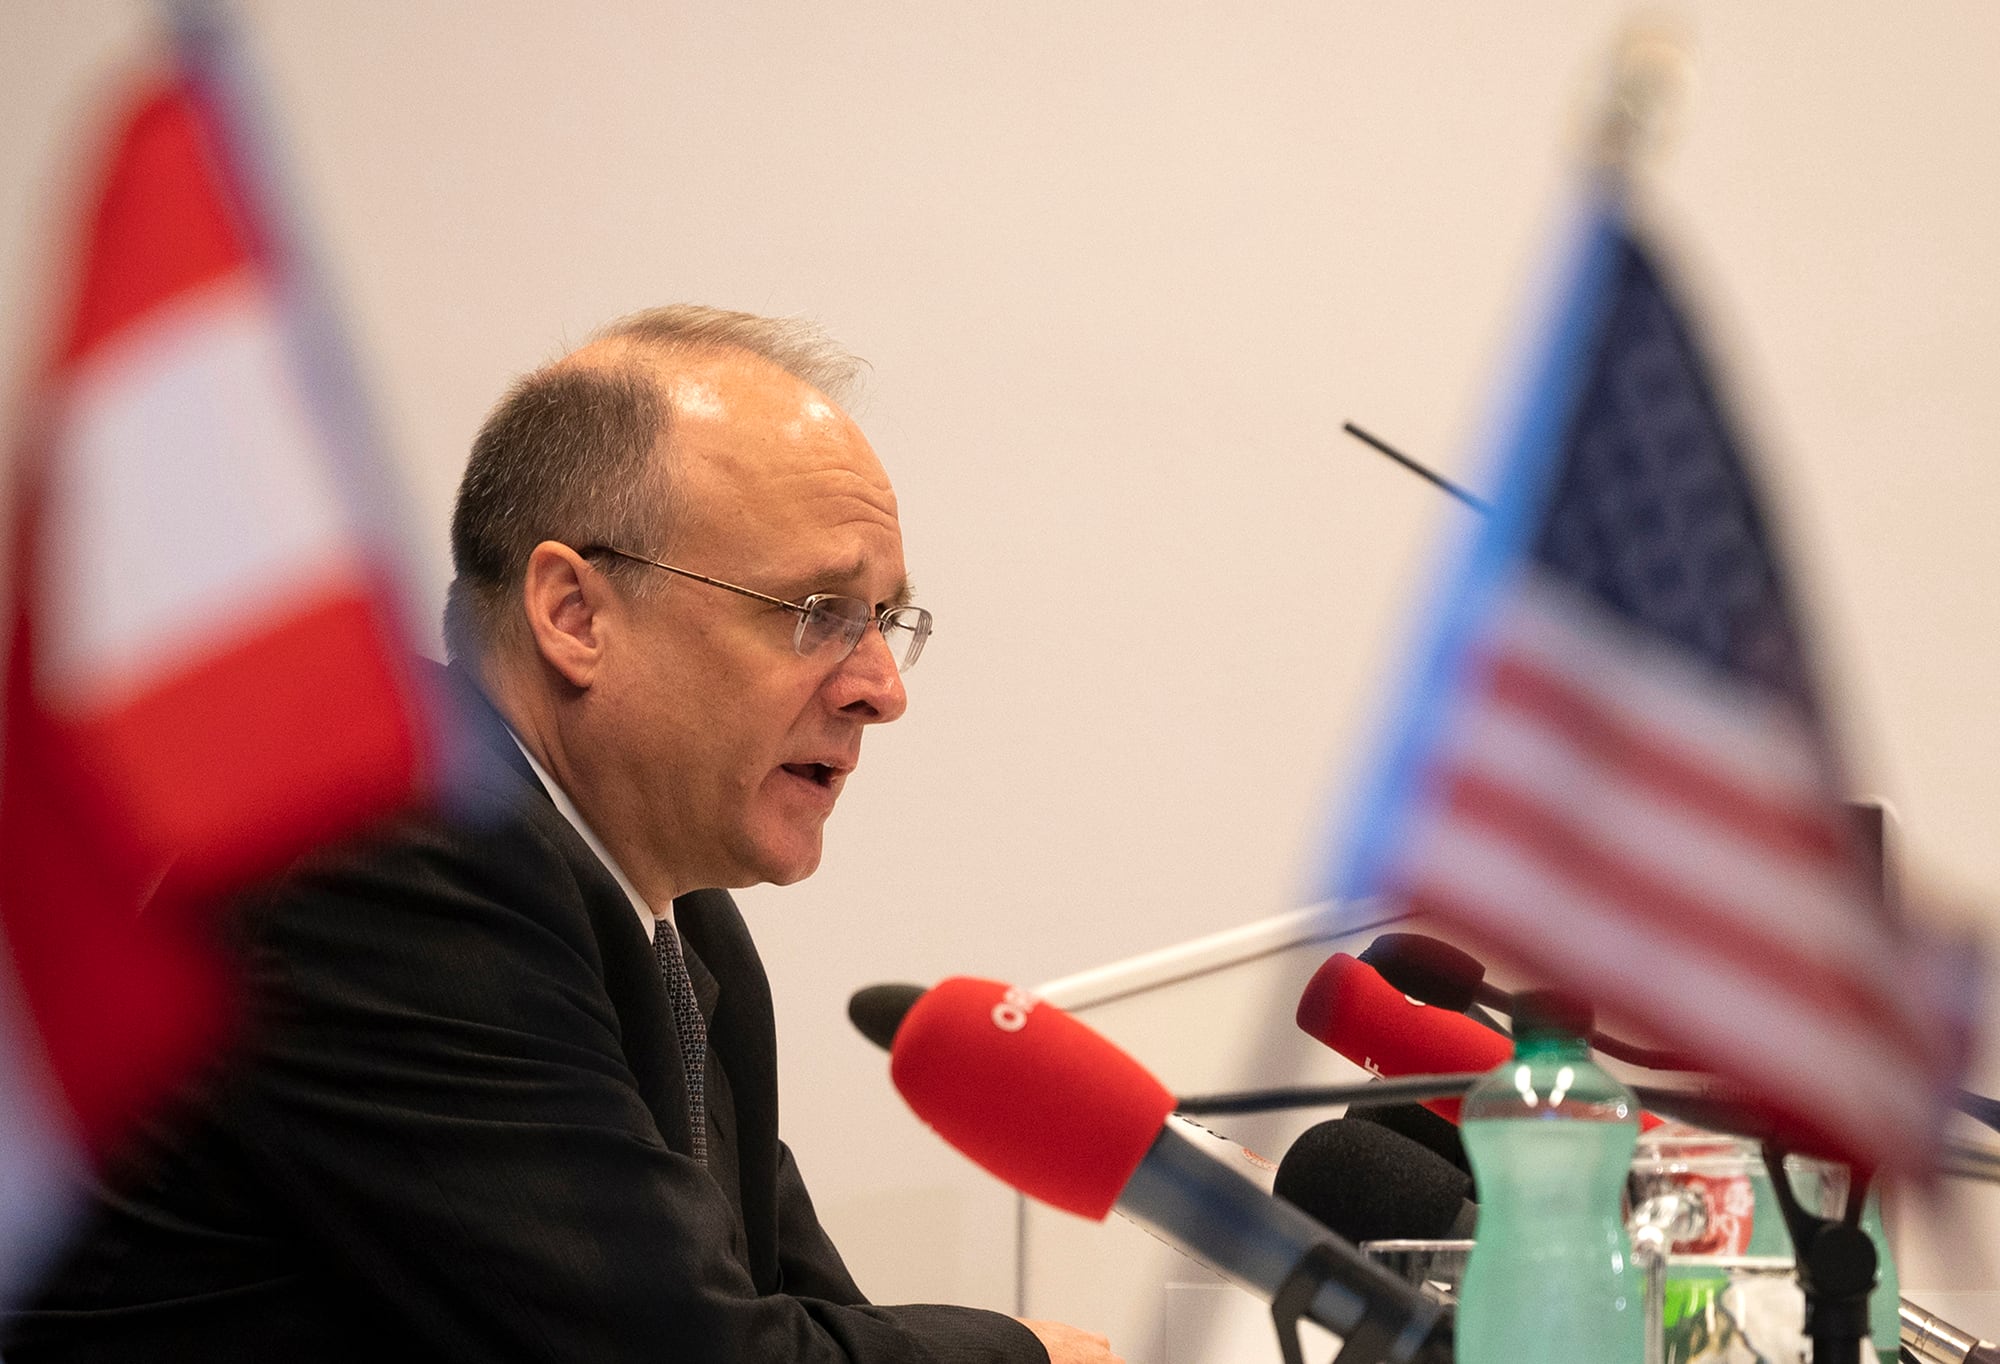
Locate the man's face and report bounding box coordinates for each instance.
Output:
[585,350,910,895]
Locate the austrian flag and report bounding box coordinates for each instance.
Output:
[0,56,429,1293]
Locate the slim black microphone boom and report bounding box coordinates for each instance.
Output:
[1176,1073,1490,1119]
[1341,422,1492,514]
[1181,1072,1769,1145]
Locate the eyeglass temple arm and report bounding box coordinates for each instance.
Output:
[584,545,808,614]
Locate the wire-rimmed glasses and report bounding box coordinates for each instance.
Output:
[577,545,932,672]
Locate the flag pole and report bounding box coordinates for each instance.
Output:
[152,0,467,795]
[156,0,429,599]
[1590,33,1891,1358]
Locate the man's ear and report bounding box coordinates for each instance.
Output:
[521,542,617,688]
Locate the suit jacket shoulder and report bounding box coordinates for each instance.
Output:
[6,670,1046,1364]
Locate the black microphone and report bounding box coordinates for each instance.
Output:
[1346,1102,1470,1176]
[1356,934,1487,1014]
[849,982,925,1051]
[1276,1118,1476,1243]
[1360,932,1703,1071]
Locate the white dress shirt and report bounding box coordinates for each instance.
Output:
[509,732,669,943]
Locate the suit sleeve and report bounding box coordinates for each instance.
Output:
[767,1142,1046,1364]
[224,811,1045,1364]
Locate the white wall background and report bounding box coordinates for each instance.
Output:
[5,0,1998,1336]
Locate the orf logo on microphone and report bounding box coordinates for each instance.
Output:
[991,985,1040,1033]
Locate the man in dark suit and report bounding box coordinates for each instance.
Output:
[6,307,1117,1363]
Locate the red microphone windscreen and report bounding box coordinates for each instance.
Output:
[889,977,1176,1220]
[1298,955,1662,1130]
[1297,953,1512,1123]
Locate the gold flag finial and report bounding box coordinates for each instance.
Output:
[1592,17,1696,178]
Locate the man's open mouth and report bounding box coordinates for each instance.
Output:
[781,762,838,788]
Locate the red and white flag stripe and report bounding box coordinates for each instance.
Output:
[1396,573,1947,1166]
[0,47,428,1294]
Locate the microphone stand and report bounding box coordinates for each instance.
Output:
[1268,1244,1453,1364]
[1759,1143,1877,1364]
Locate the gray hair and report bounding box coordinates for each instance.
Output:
[442,306,864,664]
[596,304,865,407]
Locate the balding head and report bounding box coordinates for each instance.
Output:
[443,306,865,666]
[456,311,909,902]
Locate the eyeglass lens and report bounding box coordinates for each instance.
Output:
[794,598,929,671]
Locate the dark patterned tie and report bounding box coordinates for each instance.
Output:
[653,921,708,1164]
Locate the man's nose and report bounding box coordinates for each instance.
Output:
[830,626,908,722]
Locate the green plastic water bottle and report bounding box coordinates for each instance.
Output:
[1863,1189,1900,1364]
[1456,990,1644,1364]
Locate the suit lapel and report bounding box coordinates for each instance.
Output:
[440,662,702,1158]
[439,662,772,1253]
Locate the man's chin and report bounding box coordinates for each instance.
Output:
[740,833,825,888]
[757,858,820,888]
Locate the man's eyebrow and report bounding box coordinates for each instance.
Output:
[776,558,913,609]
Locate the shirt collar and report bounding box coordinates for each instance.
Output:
[508,730,671,941]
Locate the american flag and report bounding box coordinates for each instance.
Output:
[1338,192,1973,1172]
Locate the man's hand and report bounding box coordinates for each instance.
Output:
[1017,1318,1123,1364]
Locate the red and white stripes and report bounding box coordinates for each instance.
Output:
[1394,572,1950,1166]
